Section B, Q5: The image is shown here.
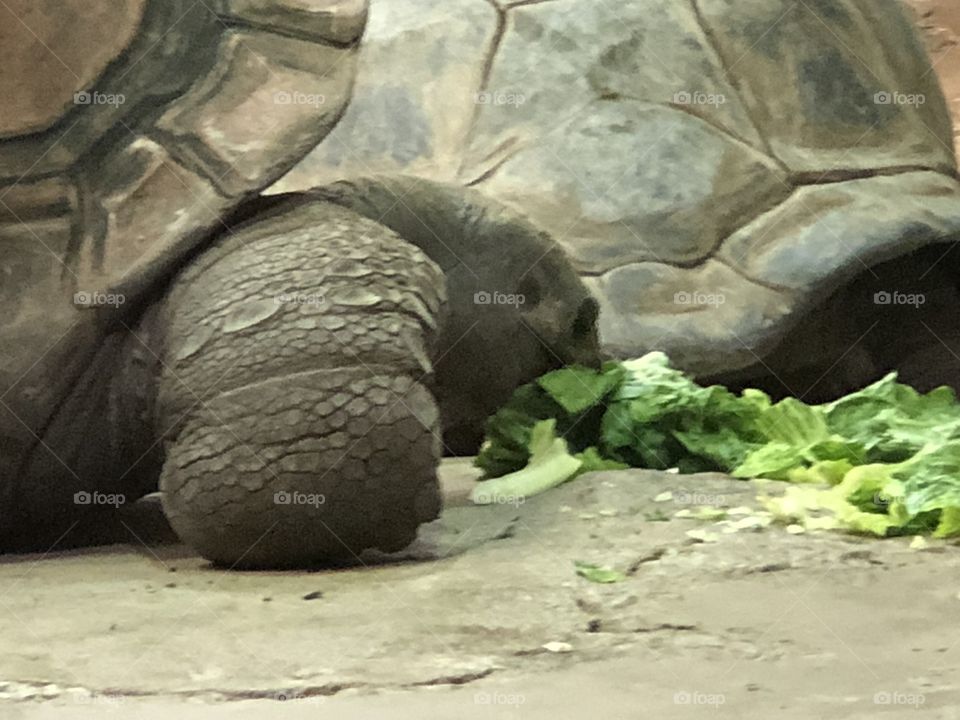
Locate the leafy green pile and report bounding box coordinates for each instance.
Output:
[474,352,960,538]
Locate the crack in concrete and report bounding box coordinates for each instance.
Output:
[632,622,699,634]
[0,672,505,704]
[626,547,668,574]
[747,561,793,574]
[409,668,496,686]
[0,680,364,703]
[499,0,561,8]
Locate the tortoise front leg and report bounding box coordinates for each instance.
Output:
[154,199,444,568]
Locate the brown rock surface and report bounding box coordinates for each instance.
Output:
[908,0,960,160]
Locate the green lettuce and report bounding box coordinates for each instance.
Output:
[475,352,960,539]
[470,420,582,505]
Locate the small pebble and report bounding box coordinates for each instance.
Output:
[302,591,324,601]
[542,641,573,654]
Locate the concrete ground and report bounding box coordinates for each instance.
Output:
[1,461,958,719]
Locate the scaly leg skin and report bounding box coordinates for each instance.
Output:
[154,199,445,569]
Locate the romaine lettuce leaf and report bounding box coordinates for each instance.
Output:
[476,352,960,539]
[471,420,582,505]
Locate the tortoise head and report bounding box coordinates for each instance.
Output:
[311,175,601,453]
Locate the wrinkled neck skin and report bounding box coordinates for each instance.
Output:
[1,307,163,550]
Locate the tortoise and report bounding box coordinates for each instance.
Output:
[0,0,599,567]
[278,0,960,400]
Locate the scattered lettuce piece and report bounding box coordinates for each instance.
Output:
[574,561,627,584]
[574,446,628,475]
[675,507,728,521]
[935,507,960,538]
